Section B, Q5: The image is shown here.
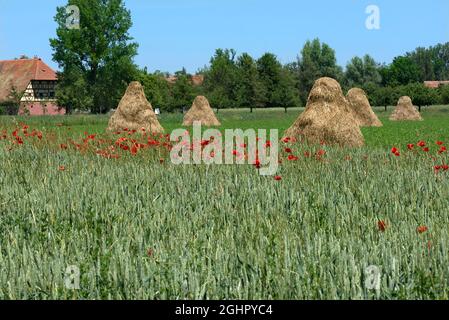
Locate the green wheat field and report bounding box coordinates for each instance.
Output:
[1,106,449,299]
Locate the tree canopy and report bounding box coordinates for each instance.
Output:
[50,0,138,113]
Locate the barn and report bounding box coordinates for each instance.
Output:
[0,57,65,115]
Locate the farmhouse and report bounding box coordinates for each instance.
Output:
[0,57,65,115]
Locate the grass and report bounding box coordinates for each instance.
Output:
[0,106,449,299]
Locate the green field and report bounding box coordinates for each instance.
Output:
[1,106,449,299]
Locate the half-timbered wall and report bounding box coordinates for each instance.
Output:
[21,80,57,102]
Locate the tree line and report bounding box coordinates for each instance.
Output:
[51,0,449,114]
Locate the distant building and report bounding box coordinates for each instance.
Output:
[0,57,65,115]
[164,74,204,86]
[424,81,449,89]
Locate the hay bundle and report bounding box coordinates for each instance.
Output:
[389,96,423,121]
[183,96,221,126]
[347,88,383,127]
[283,77,364,147]
[107,81,164,133]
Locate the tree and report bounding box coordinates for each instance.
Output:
[382,56,421,86]
[256,53,283,108]
[278,68,301,112]
[235,53,265,112]
[439,84,449,105]
[345,55,382,88]
[254,53,300,111]
[171,72,196,112]
[399,83,440,111]
[407,47,434,82]
[431,43,449,80]
[363,84,398,111]
[405,43,449,81]
[297,38,343,102]
[50,0,138,113]
[203,49,238,110]
[138,69,172,112]
[0,84,22,115]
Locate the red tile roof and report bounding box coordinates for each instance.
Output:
[0,58,57,103]
[164,74,204,86]
[424,81,449,88]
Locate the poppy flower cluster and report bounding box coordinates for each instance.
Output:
[434,164,449,173]
[390,140,448,173]
[391,147,400,157]
[377,220,430,237]
[3,124,44,146]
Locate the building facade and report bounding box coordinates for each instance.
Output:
[0,57,65,115]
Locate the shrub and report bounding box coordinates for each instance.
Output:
[439,84,449,105]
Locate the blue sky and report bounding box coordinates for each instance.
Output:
[0,0,448,73]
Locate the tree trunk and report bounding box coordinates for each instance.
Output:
[384,105,387,112]
[418,105,421,112]
[284,107,288,113]
[250,107,253,113]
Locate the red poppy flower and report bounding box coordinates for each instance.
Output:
[422,147,429,152]
[418,141,426,147]
[288,154,299,161]
[377,220,387,232]
[436,141,444,146]
[391,147,398,154]
[316,149,326,157]
[58,165,66,171]
[282,137,291,143]
[407,144,414,150]
[274,176,282,181]
[438,146,447,154]
[130,144,138,155]
[284,148,292,153]
[60,144,68,150]
[417,226,428,234]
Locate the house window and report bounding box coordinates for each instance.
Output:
[49,91,55,98]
